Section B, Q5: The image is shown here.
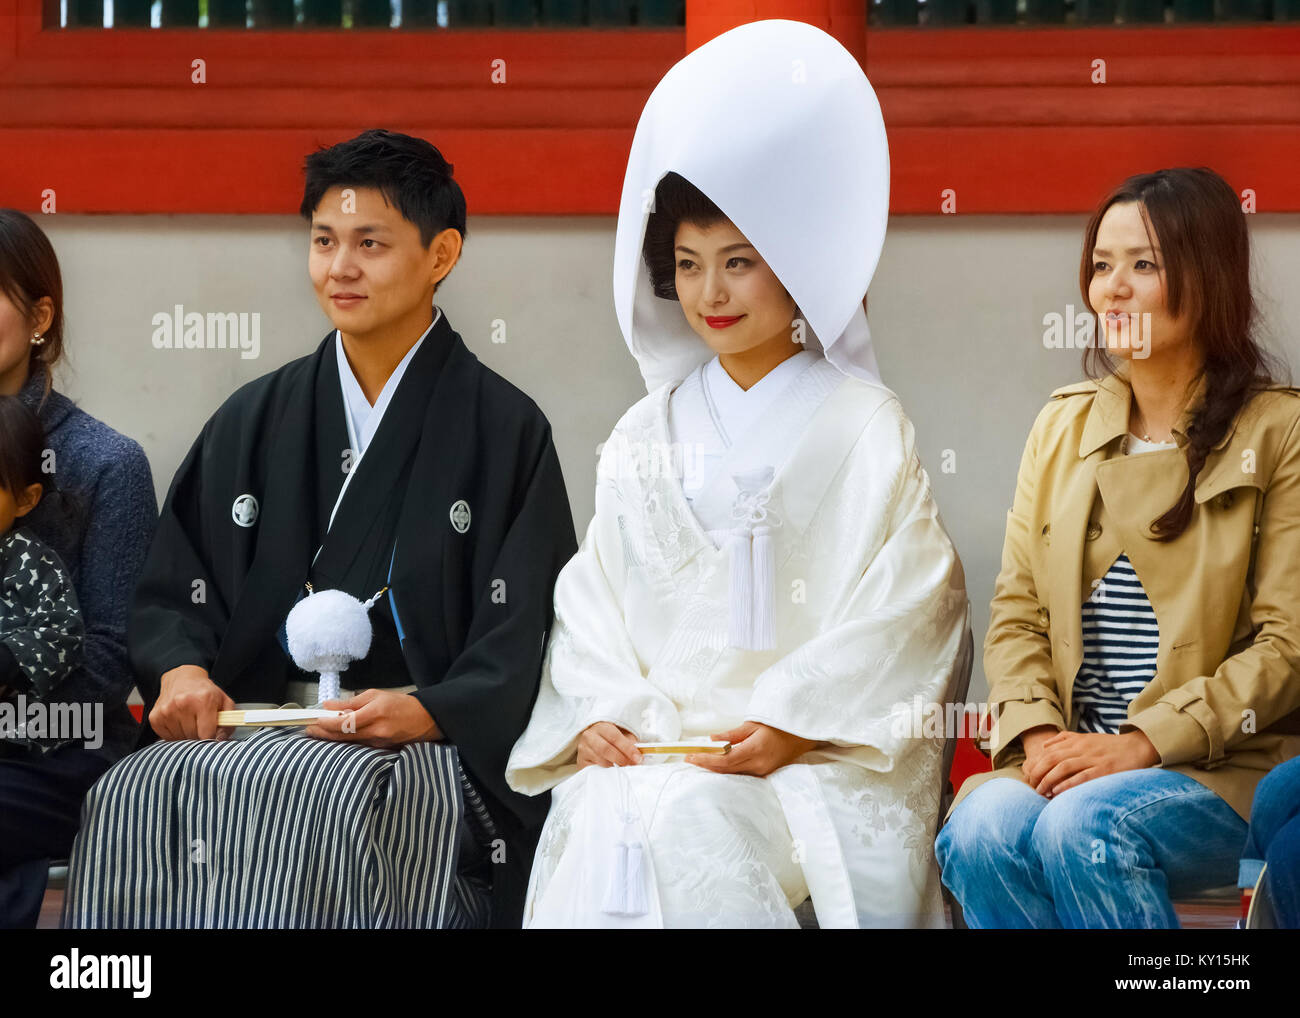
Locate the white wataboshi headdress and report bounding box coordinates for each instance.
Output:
[612,18,891,394]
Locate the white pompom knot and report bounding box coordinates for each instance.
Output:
[285,588,375,704]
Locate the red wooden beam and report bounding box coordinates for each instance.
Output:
[1,1,1297,215]
[0,127,635,213]
[892,124,1300,214]
[686,0,866,64]
[18,83,1295,130]
[0,0,45,74]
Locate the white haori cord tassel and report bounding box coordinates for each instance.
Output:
[285,584,388,705]
[727,527,755,649]
[727,477,780,652]
[601,769,650,917]
[750,523,776,649]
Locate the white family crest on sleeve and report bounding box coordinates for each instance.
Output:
[449,499,471,534]
[231,494,259,527]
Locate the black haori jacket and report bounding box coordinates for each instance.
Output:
[127,311,577,927]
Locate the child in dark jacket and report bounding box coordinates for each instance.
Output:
[0,395,84,753]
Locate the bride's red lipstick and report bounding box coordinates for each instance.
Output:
[705,315,744,329]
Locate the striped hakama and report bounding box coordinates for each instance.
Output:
[60,728,497,929]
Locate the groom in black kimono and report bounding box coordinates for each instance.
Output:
[124,129,577,927]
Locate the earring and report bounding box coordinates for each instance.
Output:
[30,332,45,346]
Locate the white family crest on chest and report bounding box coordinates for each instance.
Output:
[231,493,259,528]
[449,499,472,533]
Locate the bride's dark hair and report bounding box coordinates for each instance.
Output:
[642,172,728,301]
[1078,166,1287,542]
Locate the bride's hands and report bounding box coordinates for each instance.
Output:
[576,721,643,768]
[686,721,823,777]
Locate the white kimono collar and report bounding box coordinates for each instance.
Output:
[321,305,442,550]
[702,349,820,447]
[336,305,442,460]
[612,18,891,394]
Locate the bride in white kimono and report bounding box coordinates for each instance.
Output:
[506,19,970,928]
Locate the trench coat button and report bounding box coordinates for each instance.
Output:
[1036,605,1050,627]
[1086,521,1102,540]
[1216,490,1235,510]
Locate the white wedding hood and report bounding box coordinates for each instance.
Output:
[612,18,891,393]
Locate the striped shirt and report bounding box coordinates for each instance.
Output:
[1073,552,1159,733]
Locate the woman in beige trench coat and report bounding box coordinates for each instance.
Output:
[937,167,1300,928]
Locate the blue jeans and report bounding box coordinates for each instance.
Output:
[1238,757,1300,928]
[936,769,1247,928]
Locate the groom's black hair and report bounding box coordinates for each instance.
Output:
[300,128,468,258]
[643,171,727,301]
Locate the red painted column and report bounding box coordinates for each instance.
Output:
[684,0,866,68]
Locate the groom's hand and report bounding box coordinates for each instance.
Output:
[151,665,236,742]
[306,688,441,747]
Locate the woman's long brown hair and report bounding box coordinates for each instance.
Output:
[0,209,67,407]
[1078,167,1286,541]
